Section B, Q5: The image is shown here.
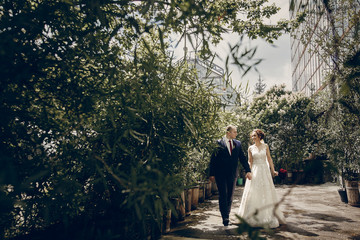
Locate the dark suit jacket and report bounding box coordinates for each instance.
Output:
[209,138,251,179]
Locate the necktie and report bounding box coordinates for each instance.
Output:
[229,140,232,155]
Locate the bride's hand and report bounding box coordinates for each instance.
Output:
[245,172,252,180]
[272,171,278,177]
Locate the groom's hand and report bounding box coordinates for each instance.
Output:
[245,172,252,180]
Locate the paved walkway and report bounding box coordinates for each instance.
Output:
[161,183,360,240]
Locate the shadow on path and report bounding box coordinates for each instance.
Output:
[162,183,360,240]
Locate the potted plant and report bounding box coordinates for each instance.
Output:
[344,168,360,207]
[278,168,288,184]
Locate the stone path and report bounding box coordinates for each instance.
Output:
[161,183,360,240]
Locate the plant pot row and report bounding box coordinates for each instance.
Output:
[164,180,218,234]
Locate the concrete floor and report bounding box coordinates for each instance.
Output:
[161,183,360,240]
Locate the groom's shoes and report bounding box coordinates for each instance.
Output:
[223,218,229,226]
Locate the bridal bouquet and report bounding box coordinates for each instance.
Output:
[278,168,287,180]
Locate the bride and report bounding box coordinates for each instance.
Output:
[237,129,285,228]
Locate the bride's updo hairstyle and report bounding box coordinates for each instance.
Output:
[252,129,265,140]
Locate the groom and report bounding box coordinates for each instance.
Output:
[209,125,252,226]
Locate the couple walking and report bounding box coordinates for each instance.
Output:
[209,125,285,228]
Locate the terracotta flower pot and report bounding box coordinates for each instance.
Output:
[191,186,199,210]
[211,181,218,194]
[345,180,360,207]
[179,191,186,220]
[163,209,171,233]
[205,181,212,198]
[185,188,192,213]
[198,182,205,203]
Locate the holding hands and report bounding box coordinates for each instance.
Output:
[209,173,252,182]
[245,172,252,180]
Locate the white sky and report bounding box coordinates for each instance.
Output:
[171,0,292,94]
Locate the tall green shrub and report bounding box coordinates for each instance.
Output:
[0,0,292,238]
[242,85,313,170]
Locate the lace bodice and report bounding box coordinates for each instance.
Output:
[249,144,267,165]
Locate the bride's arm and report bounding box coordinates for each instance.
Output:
[265,144,278,176]
[248,147,253,169]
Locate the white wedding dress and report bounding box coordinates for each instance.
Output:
[238,144,285,228]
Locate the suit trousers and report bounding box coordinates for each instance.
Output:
[215,174,237,221]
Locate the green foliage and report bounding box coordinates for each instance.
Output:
[254,76,266,95]
[298,0,360,182]
[218,110,256,152]
[218,85,315,172]
[244,85,313,170]
[0,0,291,239]
[310,89,360,184]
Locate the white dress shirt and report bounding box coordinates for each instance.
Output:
[224,136,233,155]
